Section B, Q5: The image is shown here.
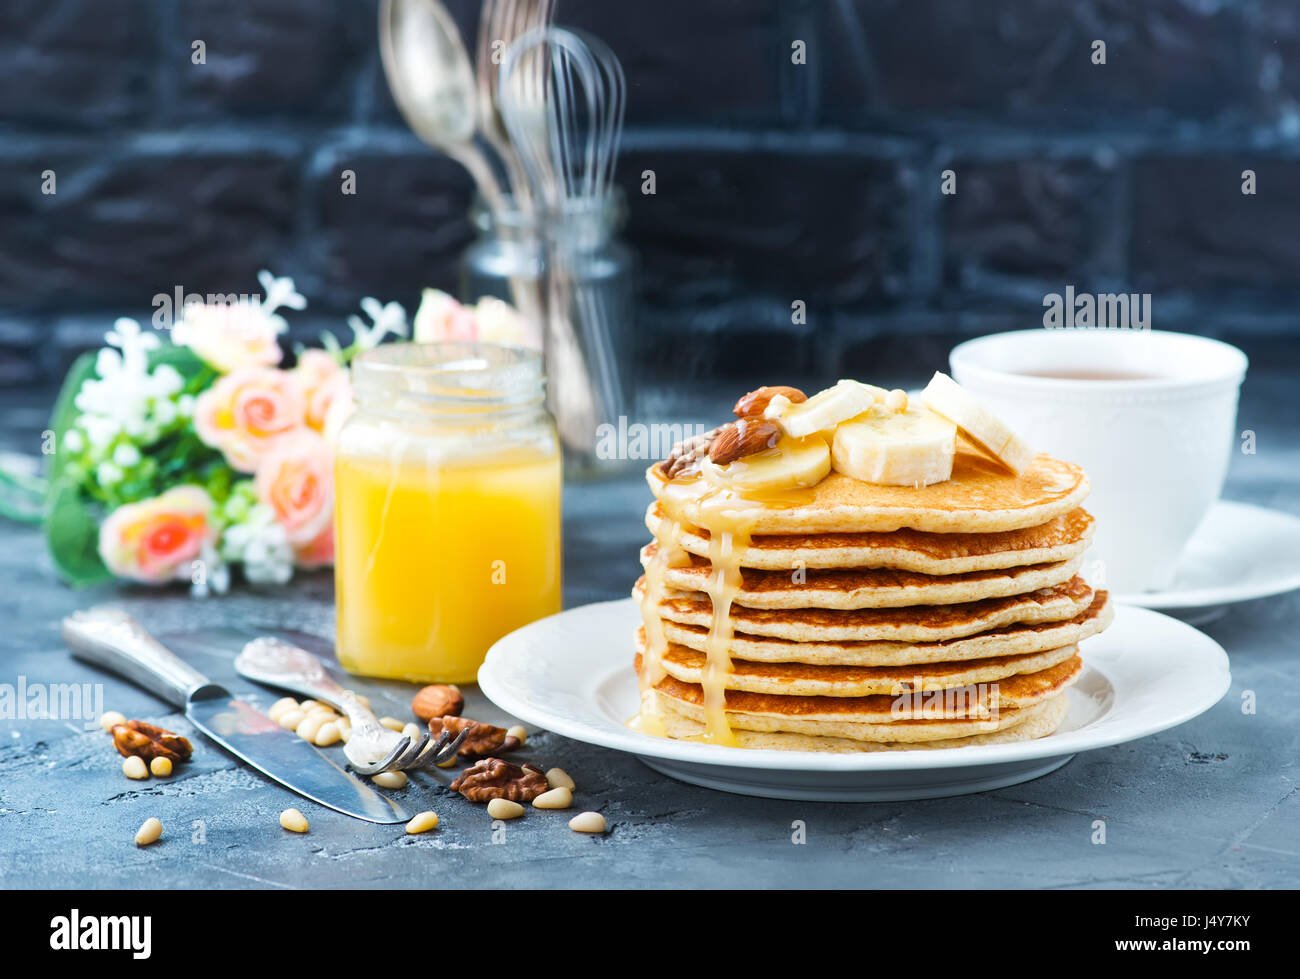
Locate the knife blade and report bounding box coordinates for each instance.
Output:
[62,607,410,824]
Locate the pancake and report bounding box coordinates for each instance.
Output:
[637,575,1096,642]
[646,503,1095,573]
[648,690,1071,752]
[649,449,1089,535]
[658,590,1112,666]
[638,653,1082,726]
[644,629,1081,697]
[642,544,1084,610]
[637,657,1076,728]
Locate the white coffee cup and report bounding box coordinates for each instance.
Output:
[949,329,1248,593]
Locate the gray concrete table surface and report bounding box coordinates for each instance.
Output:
[0,368,1297,890]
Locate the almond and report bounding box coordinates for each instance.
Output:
[733,385,807,419]
[708,417,782,466]
[412,684,465,723]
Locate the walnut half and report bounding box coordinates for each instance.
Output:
[111,720,193,763]
[427,715,520,759]
[449,758,548,803]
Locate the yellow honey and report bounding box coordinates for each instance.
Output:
[333,343,562,683]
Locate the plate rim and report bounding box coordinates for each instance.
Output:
[478,598,1231,773]
[1112,499,1300,609]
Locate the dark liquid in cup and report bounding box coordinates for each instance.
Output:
[1015,368,1168,381]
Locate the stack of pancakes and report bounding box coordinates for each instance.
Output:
[633,449,1113,752]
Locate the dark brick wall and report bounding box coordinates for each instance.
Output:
[1,0,1298,386]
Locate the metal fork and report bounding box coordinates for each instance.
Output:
[234,637,466,775]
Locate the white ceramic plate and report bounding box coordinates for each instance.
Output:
[1112,500,1300,612]
[479,599,1230,801]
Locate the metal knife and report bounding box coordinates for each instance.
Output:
[62,606,410,824]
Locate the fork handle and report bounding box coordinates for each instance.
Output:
[63,607,210,708]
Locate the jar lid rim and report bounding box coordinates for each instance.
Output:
[352,342,545,407]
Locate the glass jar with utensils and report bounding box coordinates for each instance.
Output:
[461,190,635,472]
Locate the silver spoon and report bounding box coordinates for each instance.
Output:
[380,0,507,216]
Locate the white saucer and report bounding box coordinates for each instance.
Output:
[479,599,1230,801]
[1112,500,1300,612]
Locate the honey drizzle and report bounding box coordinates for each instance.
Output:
[636,471,807,744]
[630,510,688,737]
[698,520,749,746]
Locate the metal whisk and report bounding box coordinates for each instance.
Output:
[498,27,627,459]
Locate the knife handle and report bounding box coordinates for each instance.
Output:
[63,607,210,708]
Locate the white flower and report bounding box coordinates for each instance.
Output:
[256,270,308,321]
[73,317,186,456]
[220,503,294,586]
[346,297,408,352]
[112,444,141,467]
[96,462,123,486]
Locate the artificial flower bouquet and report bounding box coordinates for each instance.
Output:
[29,275,531,594]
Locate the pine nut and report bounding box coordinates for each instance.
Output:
[372,770,407,789]
[436,755,457,768]
[379,716,405,732]
[149,756,172,777]
[401,722,422,742]
[122,755,148,780]
[345,690,370,709]
[134,817,163,846]
[306,706,337,723]
[267,697,298,721]
[885,388,908,413]
[487,798,524,820]
[545,767,575,791]
[277,708,305,730]
[507,724,527,745]
[295,715,325,743]
[338,723,351,744]
[532,786,572,810]
[314,722,341,747]
[99,710,126,732]
[279,808,309,833]
[569,811,606,834]
[405,811,439,834]
[297,700,322,713]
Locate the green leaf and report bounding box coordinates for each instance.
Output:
[148,343,208,381]
[45,475,113,586]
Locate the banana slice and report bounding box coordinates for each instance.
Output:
[921,372,1036,474]
[701,436,831,493]
[764,380,885,437]
[831,405,956,487]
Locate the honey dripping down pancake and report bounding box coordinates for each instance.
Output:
[629,376,1110,751]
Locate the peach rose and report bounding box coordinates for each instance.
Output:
[255,429,334,566]
[173,300,284,373]
[194,367,306,473]
[412,289,477,343]
[293,522,334,569]
[473,296,537,348]
[293,350,350,433]
[98,486,216,584]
